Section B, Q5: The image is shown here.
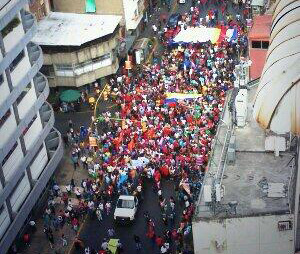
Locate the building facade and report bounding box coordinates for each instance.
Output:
[193,1,300,253]
[50,0,145,37]
[0,1,63,253]
[32,12,122,88]
[28,0,50,21]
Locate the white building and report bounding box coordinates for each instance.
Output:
[193,0,300,253]
[122,0,144,35]
[0,0,63,253]
[32,12,122,87]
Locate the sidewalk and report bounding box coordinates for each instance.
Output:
[20,148,89,254]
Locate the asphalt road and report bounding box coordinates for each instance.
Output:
[53,1,242,254]
[78,179,184,254]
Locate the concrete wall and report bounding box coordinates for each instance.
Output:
[3,15,24,53]
[41,31,120,87]
[51,0,124,16]
[193,214,294,254]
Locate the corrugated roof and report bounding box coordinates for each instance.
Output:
[253,0,300,135]
[32,12,122,46]
[248,15,272,40]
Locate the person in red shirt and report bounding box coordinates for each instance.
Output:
[155,236,164,247]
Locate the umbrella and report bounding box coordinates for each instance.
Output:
[59,90,81,103]
[108,239,119,254]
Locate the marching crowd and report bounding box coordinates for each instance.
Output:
[21,1,249,254]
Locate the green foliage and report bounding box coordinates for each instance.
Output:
[1,17,20,38]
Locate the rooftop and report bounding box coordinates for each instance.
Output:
[32,12,122,46]
[195,85,295,220]
[248,15,272,40]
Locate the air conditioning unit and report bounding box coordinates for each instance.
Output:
[235,89,248,127]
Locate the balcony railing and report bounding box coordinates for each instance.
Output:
[0,98,55,206]
[0,127,63,254]
[0,71,49,166]
[20,10,34,32]
[0,0,27,31]
[0,2,36,75]
[0,41,42,119]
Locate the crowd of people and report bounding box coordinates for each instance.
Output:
[19,1,249,254]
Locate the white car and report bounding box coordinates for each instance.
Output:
[178,0,186,3]
[114,195,138,222]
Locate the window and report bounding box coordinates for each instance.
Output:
[262,41,269,49]
[0,74,3,86]
[0,109,11,128]
[1,142,18,167]
[252,41,261,48]
[278,221,292,231]
[55,64,73,71]
[23,115,37,135]
[93,53,111,63]
[16,83,32,105]
[252,40,269,49]
[1,17,20,38]
[9,50,25,72]
[40,65,55,76]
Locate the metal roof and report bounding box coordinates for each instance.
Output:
[248,15,272,40]
[32,12,122,46]
[253,0,300,135]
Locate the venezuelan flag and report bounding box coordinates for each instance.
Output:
[211,28,221,44]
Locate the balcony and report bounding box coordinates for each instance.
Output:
[33,72,48,97]
[39,101,53,128]
[0,41,42,120]
[0,8,36,77]
[20,10,34,32]
[0,99,56,207]
[0,0,27,31]
[0,71,49,167]
[0,128,63,254]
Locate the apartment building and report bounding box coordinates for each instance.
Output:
[0,0,63,253]
[32,12,122,88]
[50,0,145,42]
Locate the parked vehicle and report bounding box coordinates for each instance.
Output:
[178,0,186,3]
[114,195,139,223]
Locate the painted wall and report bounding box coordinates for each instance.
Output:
[17,81,37,119]
[3,14,24,53]
[0,107,17,148]
[0,73,10,107]
[122,0,143,30]
[2,139,23,181]
[10,49,32,88]
[0,205,10,240]
[51,0,125,24]
[30,142,48,180]
[23,113,43,150]
[10,172,31,213]
[193,214,294,254]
